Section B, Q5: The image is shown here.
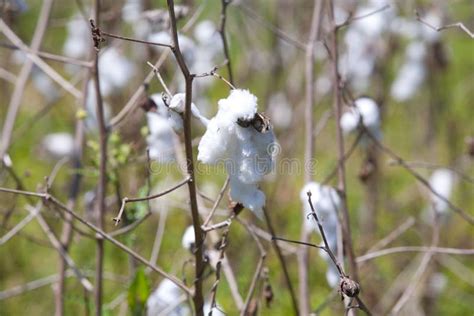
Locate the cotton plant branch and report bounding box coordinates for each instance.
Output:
[207,228,229,315]
[356,246,474,263]
[0,19,83,100]
[305,192,372,315]
[218,0,234,84]
[89,4,109,313]
[327,0,360,285]
[0,186,193,295]
[0,0,55,163]
[362,129,474,225]
[108,3,203,129]
[299,1,324,313]
[262,206,299,315]
[24,203,94,293]
[238,219,267,316]
[415,10,474,39]
[166,1,206,314]
[112,176,190,225]
[237,2,306,51]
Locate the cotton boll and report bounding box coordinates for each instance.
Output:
[429,169,455,215]
[146,112,176,163]
[181,225,195,250]
[267,93,292,129]
[340,97,380,137]
[194,20,218,46]
[300,182,339,236]
[42,133,74,158]
[85,81,111,131]
[147,279,190,316]
[203,302,225,316]
[63,16,90,60]
[391,61,425,102]
[121,0,142,23]
[31,69,59,103]
[340,111,359,134]
[98,48,135,97]
[148,31,196,66]
[198,90,276,217]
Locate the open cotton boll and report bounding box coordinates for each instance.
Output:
[181,225,195,250]
[267,93,293,129]
[121,0,142,23]
[168,93,209,129]
[300,182,339,236]
[148,31,196,65]
[146,113,176,163]
[42,133,74,158]
[203,301,225,316]
[98,48,135,97]
[63,16,90,60]
[429,169,455,214]
[146,279,190,316]
[391,42,427,102]
[340,97,380,137]
[85,81,112,131]
[197,89,276,217]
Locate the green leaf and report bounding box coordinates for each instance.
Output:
[128,267,151,316]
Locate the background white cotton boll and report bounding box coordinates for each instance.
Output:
[85,81,112,131]
[31,69,59,103]
[148,31,196,66]
[197,90,276,217]
[203,302,225,316]
[267,93,293,129]
[219,89,258,122]
[146,112,176,163]
[146,279,190,316]
[428,168,455,214]
[121,0,142,23]
[63,16,90,60]
[340,97,380,136]
[181,225,195,250]
[42,133,74,158]
[98,48,135,97]
[300,182,340,235]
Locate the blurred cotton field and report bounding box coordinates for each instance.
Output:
[0,0,473,315]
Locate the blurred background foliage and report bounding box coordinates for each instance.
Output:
[0,0,473,315]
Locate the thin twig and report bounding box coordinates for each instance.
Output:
[112,176,190,225]
[167,1,205,314]
[262,206,299,315]
[218,0,234,84]
[416,10,474,39]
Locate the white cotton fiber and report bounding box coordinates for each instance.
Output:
[42,133,75,158]
[181,225,195,250]
[146,279,190,316]
[340,97,380,137]
[429,168,455,214]
[301,181,341,288]
[197,89,276,217]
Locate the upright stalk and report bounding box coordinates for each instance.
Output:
[91,1,107,315]
[166,1,205,314]
[299,1,323,314]
[327,1,359,283]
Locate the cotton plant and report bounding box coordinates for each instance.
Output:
[63,14,91,60]
[390,9,443,102]
[339,1,395,92]
[197,89,277,218]
[340,97,381,142]
[84,80,112,132]
[41,133,75,159]
[97,47,136,97]
[390,42,428,102]
[427,168,456,216]
[300,182,341,288]
[146,279,190,316]
[266,93,293,129]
